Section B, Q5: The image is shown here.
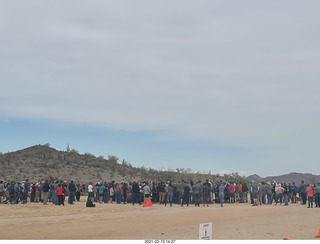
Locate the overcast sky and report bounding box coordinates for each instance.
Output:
[1,1,320,177]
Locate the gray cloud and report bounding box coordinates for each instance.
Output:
[1,1,320,174]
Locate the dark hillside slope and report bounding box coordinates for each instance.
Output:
[0,145,248,184]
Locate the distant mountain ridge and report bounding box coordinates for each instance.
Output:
[246,172,320,184]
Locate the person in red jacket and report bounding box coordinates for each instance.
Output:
[56,184,64,206]
[235,183,240,202]
[307,184,314,208]
[229,182,234,203]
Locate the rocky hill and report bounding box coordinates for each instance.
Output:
[0,144,248,184]
[0,145,126,183]
[246,172,320,184]
[2,145,318,185]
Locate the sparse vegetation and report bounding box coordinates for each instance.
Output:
[0,144,250,184]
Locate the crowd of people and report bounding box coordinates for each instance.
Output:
[0,179,319,209]
[217,180,320,208]
[0,180,83,206]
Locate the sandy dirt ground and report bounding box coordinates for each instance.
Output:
[0,198,319,240]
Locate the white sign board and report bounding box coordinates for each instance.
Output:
[199,222,212,240]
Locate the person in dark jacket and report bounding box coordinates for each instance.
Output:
[76,183,81,202]
[224,183,230,203]
[23,179,29,203]
[122,183,128,204]
[242,182,248,203]
[157,182,166,205]
[132,181,141,205]
[181,185,191,207]
[30,184,35,203]
[260,182,267,205]
[151,182,158,203]
[68,181,76,204]
[43,180,50,205]
[202,180,211,206]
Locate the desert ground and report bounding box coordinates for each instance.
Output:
[0,198,319,240]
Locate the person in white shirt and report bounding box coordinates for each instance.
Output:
[88,182,94,201]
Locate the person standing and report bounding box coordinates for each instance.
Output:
[202,180,210,207]
[0,181,4,204]
[35,183,40,203]
[242,182,248,203]
[116,183,124,204]
[266,181,273,204]
[151,181,158,203]
[219,182,225,207]
[235,182,240,202]
[5,183,11,203]
[23,180,29,203]
[14,182,22,204]
[139,182,144,204]
[109,184,115,204]
[157,182,166,205]
[224,182,230,203]
[98,183,105,204]
[250,181,259,206]
[314,183,320,208]
[68,181,76,204]
[181,184,191,207]
[228,182,234,203]
[43,180,50,205]
[88,182,94,201]
[177,181,183,205]
[76,183,81,202]
[192,181,202,207]
[103,183,109,203]
[299,180,307,205]
[48,181,53,202]
[165,182,174,207]
[131,181,140,205]
[10,181,15,204]
[94,183,99,202]
[62,181,68,203]
[307,184,314,208]
[122,183,128,204]
[51,181,59,205]
[287,183,293,204]
[291,182,298,203]
[275,183,285,205]
[142,182,151,206]
[56,184,64,206]
[30,184,35,203]
[260,182,267,205]
[283,183,289,206]
[257,183,262,205]
[40,181,44,203]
